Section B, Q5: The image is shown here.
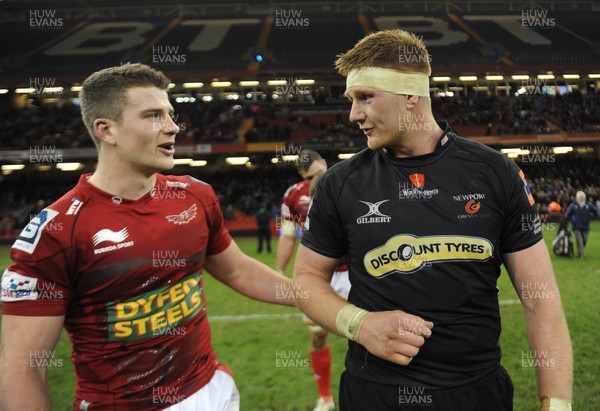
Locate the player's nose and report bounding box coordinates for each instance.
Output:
[349,101,366,124]
[164,115,180,136]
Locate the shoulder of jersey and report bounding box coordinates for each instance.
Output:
[161,174,216,198]
[453,135,508,162]
[48,185,88,219]
[452,134,520,174]
[323,148,375,179]
[283,180,308,198]
[11,186,85,256]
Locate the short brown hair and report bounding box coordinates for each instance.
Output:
[297,149,323,173]
[80,63,171,150]
[335,29,431,76]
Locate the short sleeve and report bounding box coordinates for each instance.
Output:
[500,164,543,254]
[301,173,347,258]
[1,209,73,316]
[281,185,296,223]
[205,186,232,256]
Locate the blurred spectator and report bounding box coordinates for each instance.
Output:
[2,93,600,148]
[565,191,600,259]
[256,202,272,253]
[547,197,562,214]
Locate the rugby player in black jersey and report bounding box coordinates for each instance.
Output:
[293,29,572,411]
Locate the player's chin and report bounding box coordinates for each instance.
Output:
[366,136,385,151]
[156,157,175,171]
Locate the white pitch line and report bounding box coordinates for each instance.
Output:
[211,313,303,322]
[211,300,521,322]
[499,299,521,306]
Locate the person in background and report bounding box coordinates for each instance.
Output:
[565,191,599,259]
[303,168,351,411]
[275,149,327,274]
[256,202,272,253]
[547,197,562,215]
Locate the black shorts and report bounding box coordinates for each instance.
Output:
[339,366,513,411]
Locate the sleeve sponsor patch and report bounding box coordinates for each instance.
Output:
[518,170,535,206]
[13,209,60,254]
[1,270,39,302]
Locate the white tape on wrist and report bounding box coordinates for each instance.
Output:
[280,220,296,237]
[335,304,370,342]
[541,396,572,411]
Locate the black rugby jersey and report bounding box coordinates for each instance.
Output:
[302,122,542,389]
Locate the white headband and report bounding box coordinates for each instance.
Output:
[346,67,430,97]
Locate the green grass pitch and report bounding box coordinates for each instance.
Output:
[0,222,598,410]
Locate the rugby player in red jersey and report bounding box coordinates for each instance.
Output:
[0,63,294,411]
[276,150,350,411]
[276,149,326,275]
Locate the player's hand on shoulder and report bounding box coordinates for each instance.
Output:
[358,310,433,366]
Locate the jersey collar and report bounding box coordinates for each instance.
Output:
[79,173,157,207]
[382,120,454,167]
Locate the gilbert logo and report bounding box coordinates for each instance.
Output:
[409,174,425,189]
[356,200,391,225]
[92,228,129,246]
[166,204,197,225]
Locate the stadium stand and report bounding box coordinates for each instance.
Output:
[2,8,600,81]
[2,93,600,149]
[1,0,599,239]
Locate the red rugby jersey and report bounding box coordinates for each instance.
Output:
[280,179,311,231]
[1,173,232,410]
[280,179,347,272]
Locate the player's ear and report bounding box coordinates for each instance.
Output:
[93,118,117,146]
[405,95,419,110]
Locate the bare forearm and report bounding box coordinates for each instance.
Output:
[0,367,51,411]
[224,255,295,306]
[276,235,295,272]
[524,297,572,400]
[294,271,348,334]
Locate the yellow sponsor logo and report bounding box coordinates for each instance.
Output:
[364,234,493,277]
[107,275,203,341]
